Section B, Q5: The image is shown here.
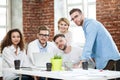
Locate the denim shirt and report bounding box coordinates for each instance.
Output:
[81,18,120,69]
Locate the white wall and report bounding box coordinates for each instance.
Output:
[11,0,23,31]
[54,0,67,34]
[54,0,85,47]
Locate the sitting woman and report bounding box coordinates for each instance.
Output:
[1,29,34,80]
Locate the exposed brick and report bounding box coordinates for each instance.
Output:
[23,0,54,43]
[23,0,120,52]
[97,0,120,52]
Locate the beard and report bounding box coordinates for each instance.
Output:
[61,43,67,51]
[75,19,84,26]
[39,40,47,47]
[80,20,83,26]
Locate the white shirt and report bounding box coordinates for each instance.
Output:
[2,45,30,80]
[27,39,58,67]
[58,46,82,64]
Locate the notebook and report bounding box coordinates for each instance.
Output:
[33,52,54,68]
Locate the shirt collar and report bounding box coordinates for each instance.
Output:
[9,45,20,54]
[37,39,48,52]
[82,18,87,30]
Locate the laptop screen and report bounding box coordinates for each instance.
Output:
[33,52,54,67]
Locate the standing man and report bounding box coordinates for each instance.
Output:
[69,8,120,72]
[53,34,82,68]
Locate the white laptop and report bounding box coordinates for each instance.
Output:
[33,52,54,68]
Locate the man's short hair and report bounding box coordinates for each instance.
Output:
[53,34,65,42]
[37,25,50,33]
[69,8,82,15]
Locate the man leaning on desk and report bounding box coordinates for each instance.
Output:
[69,8,120,80]
[53,34,82,68]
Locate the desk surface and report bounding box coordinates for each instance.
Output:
[3,68,120,80]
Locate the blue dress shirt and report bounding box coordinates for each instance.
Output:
[37,39,48,53]
[81,18,120,69]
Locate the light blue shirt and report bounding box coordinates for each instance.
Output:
[37,39,48,53]
[81,18,120,69]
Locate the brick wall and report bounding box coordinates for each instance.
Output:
[96,0,120,52]
[23,0,120,51]
[23,0,54,43]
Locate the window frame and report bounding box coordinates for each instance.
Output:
[66,0,96,23]
[65,0,96,46]
[54,0,96,46]
[0,0,11,42]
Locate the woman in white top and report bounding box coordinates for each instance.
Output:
[1,29,34,80]
[56,18,72,45]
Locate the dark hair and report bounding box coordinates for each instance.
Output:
[1,28,25,53]
[37,25,50,33]
[53,34,65,42]
[69,8,82,15]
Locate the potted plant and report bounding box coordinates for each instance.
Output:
[51,54,62,71]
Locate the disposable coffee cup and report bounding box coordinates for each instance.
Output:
[14,60,20,70]
[46,63,52,71]
[82,61,88,70]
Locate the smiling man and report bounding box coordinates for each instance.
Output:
[27,25,60,80]
[27,26,57,66]
[53,34,82,68]
[69,8,120,75]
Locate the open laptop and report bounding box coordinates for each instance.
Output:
[32,52,54,68]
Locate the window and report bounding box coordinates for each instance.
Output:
[54,0,96,47]
[66,0,96,47]
[0,0,7,42]
[66,0,96,19]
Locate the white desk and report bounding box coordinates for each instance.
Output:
[3,68,120,80]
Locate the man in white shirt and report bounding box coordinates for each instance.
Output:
[27,26,57,67]
[53,34,82,68]
[27,26,61,80]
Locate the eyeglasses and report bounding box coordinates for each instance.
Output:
[39,34,49,37]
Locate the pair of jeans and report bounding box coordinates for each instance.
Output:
[103,59,120,80]
[14,75,34,80]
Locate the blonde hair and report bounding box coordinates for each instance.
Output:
[58,18,70,29]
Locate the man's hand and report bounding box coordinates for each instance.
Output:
[73,61,82,68]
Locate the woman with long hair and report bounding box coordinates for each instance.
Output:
[1,28,34,80]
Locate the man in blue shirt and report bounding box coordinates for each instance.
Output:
[69,8,120,72]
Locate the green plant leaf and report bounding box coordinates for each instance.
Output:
[53,54,62,59]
